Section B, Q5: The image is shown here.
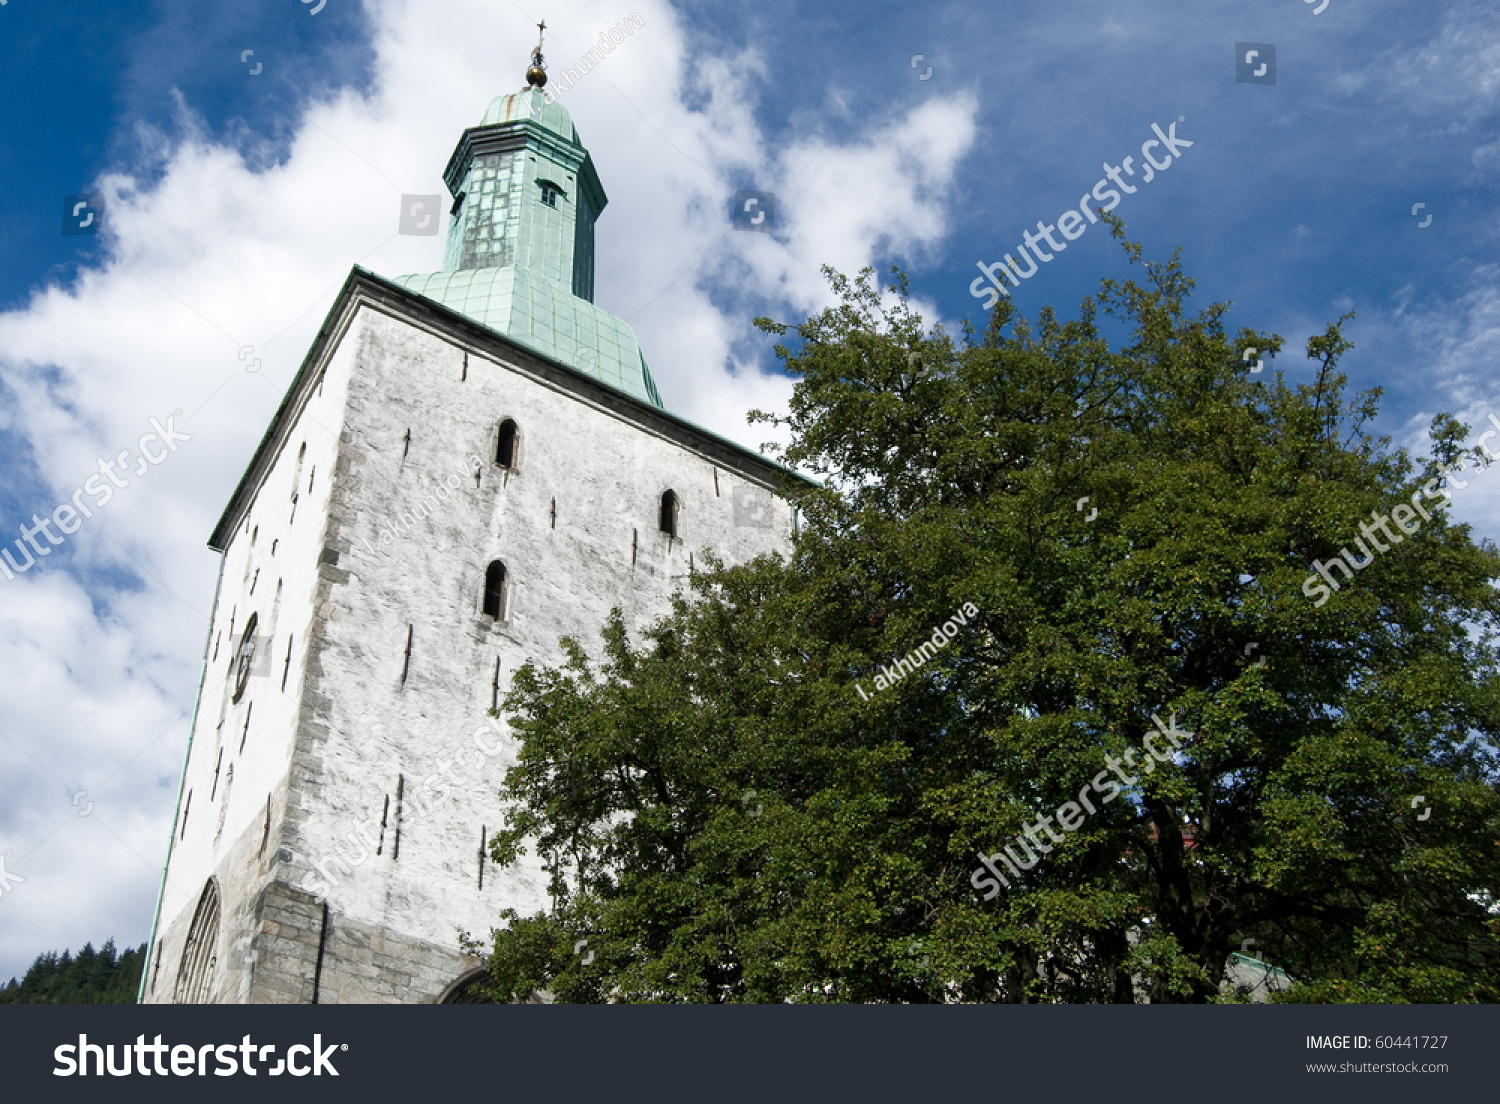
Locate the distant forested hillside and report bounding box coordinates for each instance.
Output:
[0,940,146,1004]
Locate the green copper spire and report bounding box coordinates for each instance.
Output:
[393,43,664,408]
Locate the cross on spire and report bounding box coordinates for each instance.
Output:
[526,18,548,87]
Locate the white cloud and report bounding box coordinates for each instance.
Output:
[1387,266,1500,534]
[0,0,977,980]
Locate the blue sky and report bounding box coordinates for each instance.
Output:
[1,0,1496,983]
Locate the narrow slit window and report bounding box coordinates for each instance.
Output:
[483,561,508,620]
[259,795,271,858]
[392,775,404,861]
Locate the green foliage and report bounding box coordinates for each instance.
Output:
[477,219,1500,1002]
[0,940,147,1004]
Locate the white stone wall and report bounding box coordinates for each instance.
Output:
[147,287,795,1003]
[292,305,792,978]
[144,309,359,1003]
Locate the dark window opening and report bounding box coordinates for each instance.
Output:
[495,419,519,470]
[659,490,679,538]
[483,561,508,620]
[540,181,562,208]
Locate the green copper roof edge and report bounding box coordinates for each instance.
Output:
[356,264,815,488]
[640,350,663,408]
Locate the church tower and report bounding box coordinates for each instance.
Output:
[140,44,797,1004]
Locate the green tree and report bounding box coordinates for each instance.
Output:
[476,222,1500,1003]
[0,939,147,1004]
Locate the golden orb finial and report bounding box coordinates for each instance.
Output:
[526,19,548,88]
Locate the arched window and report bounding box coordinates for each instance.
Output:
[539,181,563,208]
[437,966,495,1004]
[659,490,679,538]
[495,420,519,471]
[483,561,508,620]
[232,613,259,703]
[173,879,221,1004]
